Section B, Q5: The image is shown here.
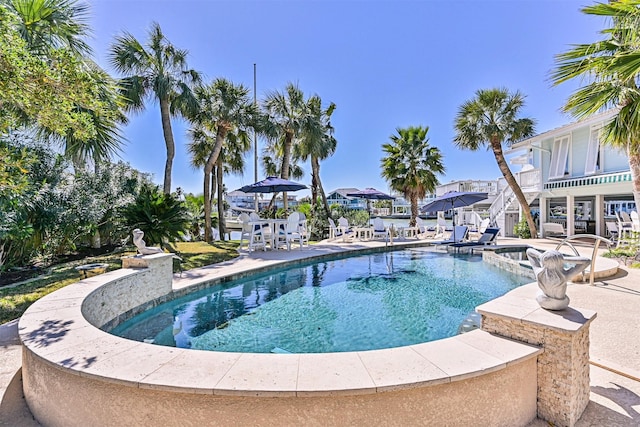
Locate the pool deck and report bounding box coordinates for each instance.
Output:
[2,236,640,426]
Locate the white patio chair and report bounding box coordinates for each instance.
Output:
[276,212,305,250]
[435,216,449,237]
[297,216,310,247]
[415,217,437,239]
[616,211,633,239]
[328,218,352,242]
[631,211,640,233]
[238,213,251,250]
[605,221,619,247]
[371,217,391,245]
[247,220,267,252]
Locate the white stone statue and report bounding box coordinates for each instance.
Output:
[526,248,591,310]
[132,229,164,255]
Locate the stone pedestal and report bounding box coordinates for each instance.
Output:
[122,253,173,293]
[477,285,596,427]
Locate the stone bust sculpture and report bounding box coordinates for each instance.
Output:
[132,229,164,255]
[526,249,591,310]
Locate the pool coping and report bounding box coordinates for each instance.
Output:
[19,240,543,397]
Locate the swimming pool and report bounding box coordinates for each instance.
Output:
[110,248,530,353]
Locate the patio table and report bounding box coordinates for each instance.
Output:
[353,227,372,240]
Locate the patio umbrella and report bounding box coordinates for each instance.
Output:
[239,176,307,194]
[346,188,395,224]
[421,191,488,241]
[238,177,307,214]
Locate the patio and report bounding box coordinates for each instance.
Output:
[1,237,639,426]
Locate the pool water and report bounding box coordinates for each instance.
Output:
[110,248,530,353]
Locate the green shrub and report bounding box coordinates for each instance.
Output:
[122,184,190,247]
[513,217,531,239]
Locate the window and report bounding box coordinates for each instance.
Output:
[585,128,601,175]
[549,135,570,179]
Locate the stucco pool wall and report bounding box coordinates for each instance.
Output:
[20,251,543,426]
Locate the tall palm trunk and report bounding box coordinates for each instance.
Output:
[628,146,640,209]
[310,164,318,206]
[490,137,538,237]
[203,169,212,242]
[216,156,226,241]
[203,130,227,242]
[311,155,330,215]
[410,193,419,227]
[160,98,176,194]
[280,132,294,210]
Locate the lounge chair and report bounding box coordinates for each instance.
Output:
[541,222,565,238]
[449,228,500,251]
[430,225,468,249]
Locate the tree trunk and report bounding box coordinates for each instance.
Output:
[160,98,175,194]
[490,138,538,238]
[409,193,418,227]
[280,132,293,210]
[627,145,640,210]
[311,157,319,208]
[91,229,101,249]
[203,168,212,242]
[216,156,226,241]
[203,130,227,243]
[312,156,330,216]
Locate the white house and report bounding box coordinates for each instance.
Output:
[326,188,367,210]
[502,109,634,237]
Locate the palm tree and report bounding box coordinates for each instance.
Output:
[453,88,536,237]
[552,1,640,210]
[4,0,92,56]
[262,83,308,210]
[381,126,445,226]
[188,78,256,242]
[109,22,201,194]
[187,125,215,239]
[6,0,126,169]
[216,131,250,240]
[45,64,127,173]
[261,139,305,210]
[296,96,337,216]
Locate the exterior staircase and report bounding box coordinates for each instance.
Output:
[489,169,541,236]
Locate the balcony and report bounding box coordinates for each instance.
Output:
[544,171,632,190]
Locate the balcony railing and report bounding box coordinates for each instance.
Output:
[437,180,501,196]
[544,171,632,190]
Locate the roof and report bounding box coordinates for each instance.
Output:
[507,109,617,152]
[328,188,361,198]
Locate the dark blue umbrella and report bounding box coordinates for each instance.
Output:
[347,188,395,223]
[421,191,488,241]
[238,177,307,193]
[346,188,395,200]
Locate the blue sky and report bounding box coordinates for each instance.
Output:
[87,0,605,197]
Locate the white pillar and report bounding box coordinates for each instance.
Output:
[539,197,548,238]
[595,194,605,237]
[566,195,575,235]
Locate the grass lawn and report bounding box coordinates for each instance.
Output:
[0,241,239,324]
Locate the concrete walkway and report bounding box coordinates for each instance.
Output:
[2,238,639,426]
